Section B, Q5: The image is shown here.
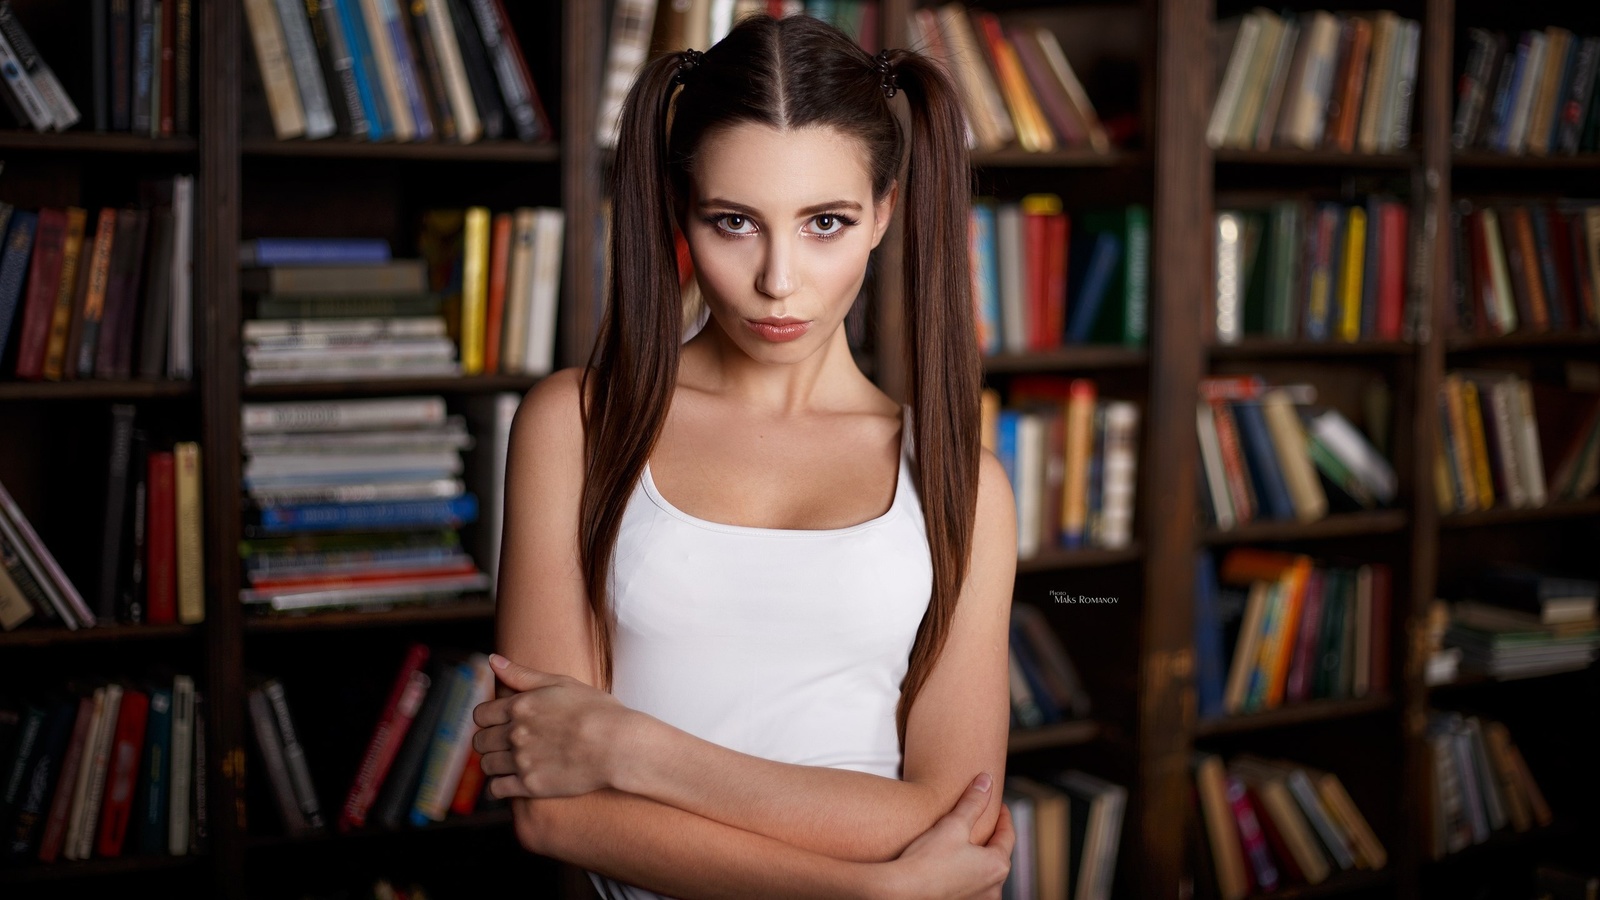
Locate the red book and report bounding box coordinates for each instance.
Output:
[1226,772,1280,893]
[1546,209,1582,332]
[158,0,175,135]
[449,746,486,816]
[13,208,68,380]
[340,643,432,832]
[145,451,176,624]
[1045,213,1069,348]
[1376,202,1407,340]
[95,686,150,858]
[1467,210,1496,337]
[1370,563,1391,692]
[1244,781,1304,884]
[483,212,512,374]
[36,693,96,863]
[1023,205,1050,350]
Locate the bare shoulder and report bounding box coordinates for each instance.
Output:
[509,367,591,474]
[974,446,1017,540]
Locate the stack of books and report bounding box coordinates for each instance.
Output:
[242,0,549,143]
[971,199,1148,354]
[0,673,208,863]
[1194,753,1386,898]
[1208,8,1420,154]
[1001,770,1127,900]
[1452,28,1600,156]
[247,646,497,836]
[1194,549,1391,720]
[241,239,456,385]
[1008,604,1091,731]
[1449,200,1600,338]
[0,2,82,133]
[238,395,490,615]
[1197,375,1397,530]
[1213,195,1412,345]
[0,478,95,632]
[1443,566,1599,680]
[1425,712,1553,859]
[981,380,1141,558]
[0,180,196,382]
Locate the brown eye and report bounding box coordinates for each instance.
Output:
[811,215,844,236]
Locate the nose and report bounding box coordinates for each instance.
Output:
[756,234,798,299]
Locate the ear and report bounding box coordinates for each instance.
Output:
[870,180,899,250]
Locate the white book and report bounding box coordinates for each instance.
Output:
[1099,401,1140,550]
[168,675,196,856]
[168,175,194,379]
[1504,30,1546,154]
[0,21,59,130]
[244,450,465,479]
[244,316,447,342]
[1196,401,1235,529]
[1306,408,1397,504]
[1207,13,1262,149]
[73,683,124,860]
[482,392,520,596]
[245,360,463,384]
[242,0,307,139]
[357,0,415,140]
[0,478,93,627]
[249,478,466,506]
[424,0,481,142]
[1214,213,1244,344]
[62,687,109,859]
[500,208,537,373]
[596,0,659,147]
[1385,18,1421,152]
[1512,379,1548,507]
[0,5,80,130]
[271,0,336,138]
[243,572,492,610]
[996,203,1026,354]
[245,338,458,366]
[523,207,565,375]
[242,396,448,433]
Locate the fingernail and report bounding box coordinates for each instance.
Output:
[489,653,510,669]
[974,772,992,793]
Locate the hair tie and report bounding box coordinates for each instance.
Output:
[875,49,898,99]
[674,48,703,85]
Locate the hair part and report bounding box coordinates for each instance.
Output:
[579,13,981,749]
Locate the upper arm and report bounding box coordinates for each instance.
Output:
[900,447,1017,840]
[494,366,600,687]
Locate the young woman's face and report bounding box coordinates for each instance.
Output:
[683,122,895,357]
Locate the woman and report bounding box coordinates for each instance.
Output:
[471,13,1018,899]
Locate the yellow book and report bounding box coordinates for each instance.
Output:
[1442,376,1479,511]
[1434,443,1455,514]
[983,19,1055,152]
[1060,379,1096,546]
[1458,379,1496,508]
[1338,205,1366,341]
[460,206,491,376]
[175,441,205,625]
[42,207,88,381]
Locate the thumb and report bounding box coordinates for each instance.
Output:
[488,652,547,691]
[941,772,996,832]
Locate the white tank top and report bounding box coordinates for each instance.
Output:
[586,401,934,900]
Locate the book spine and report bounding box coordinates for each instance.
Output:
[460,206,490,374]
[93,686,149,858]
[174,0,191,132]
[271,0,336,138]
[41,208,88,380]
[96,404,137,623]
[36,694,95,863]
[328,0,387,139]
[72,684,123,859]
[247,688,308,836]
[110,0,132,129]
[134,685,172,854]
[145,449,177,624]
[408,657,484,824]
[132,0,154,132]
[174,442,204,625]
[340,643,430,830]
[14,207,68,380]
[263,680,326,831]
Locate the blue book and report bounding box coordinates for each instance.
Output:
[1064,232,1122,344]
[1193,551,1227,720]
[254,494,479,534]
[1228,400,1294,520]
[1359,196,1382,339]
[408,658,479,827]
[1495,35,1533,152]
[971,201,1001,356]
[0,210,38,368]
[239,238,392,267]
[1305,205,1344,341]
[376,0,432,140]
[332,0,391,141]
[1008,624,1062,724]
[996,410,1020,506]
[136,683,174,855]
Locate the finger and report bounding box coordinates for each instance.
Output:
[986,801,1016,858]
[472,696,515,729]
[488,774,532,800]
[488,653,556,692]
[472,723,512,756]
[941,772,996,831]
[478,749,520,778]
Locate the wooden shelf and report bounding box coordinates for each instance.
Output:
[1209,339,1414,360]
[1008,719,1101,753]
[242,374,544,398]
[1452,152,1600,171]
[245,808,513,852]
[0,129,198,155]
[1250,867,1394,899]
[0,622,198,648]
[1214,147,1416,168]
[244,600,496,633]
[1201,510,1409,545]
[1016,545,1142,573]
[1194,694,1395,738]
[240,137,559,163]
[1439,496,1600,529]
[969,147,1149,168]
[1423,819,1579,866]
[1444,330,1600,352]
[983,346,1148,373]
[0,379,197,401]
[0,852,205,884]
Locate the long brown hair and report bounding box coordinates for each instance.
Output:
[578,13,980,748]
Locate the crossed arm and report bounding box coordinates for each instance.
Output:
[479,370,1017,894]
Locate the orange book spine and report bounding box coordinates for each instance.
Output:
[1266,557,1312,707]
[1511,208,1550,330]
[484,212,513,375]
[1330,18,1372,152]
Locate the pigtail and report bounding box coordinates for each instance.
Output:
[883,50,984,748]
[579,52,690,693]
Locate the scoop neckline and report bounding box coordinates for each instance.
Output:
[641,403,910,537]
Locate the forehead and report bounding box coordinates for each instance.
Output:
[691,123,874,209]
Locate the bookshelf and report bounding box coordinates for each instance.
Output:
[1,1,1595,900]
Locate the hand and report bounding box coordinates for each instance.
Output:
[881,773,1015,900]
[471,653,635,800]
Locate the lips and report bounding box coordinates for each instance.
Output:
[745,318,812,342]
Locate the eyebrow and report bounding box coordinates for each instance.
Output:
[700,198,864,217]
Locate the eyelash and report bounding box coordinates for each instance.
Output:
[701,213,860,241]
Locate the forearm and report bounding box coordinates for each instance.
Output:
[512,791,903,900]
[612,715,947,862]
